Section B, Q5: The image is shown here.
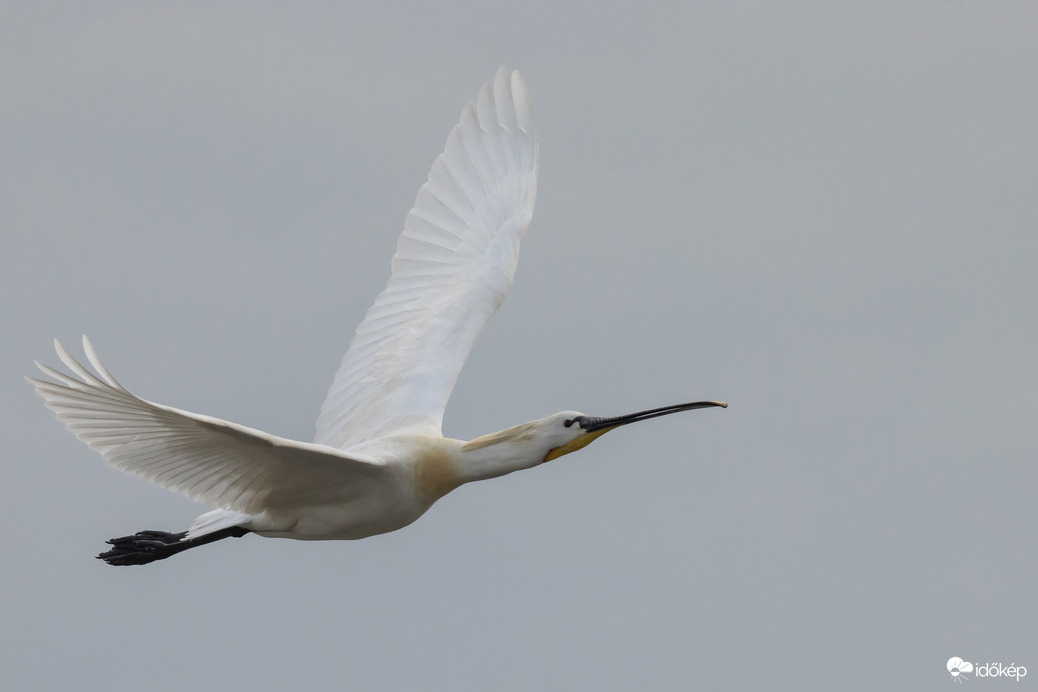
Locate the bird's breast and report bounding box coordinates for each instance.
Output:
[413,445,464,501]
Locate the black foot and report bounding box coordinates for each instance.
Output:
[97,526,251,566]
[97,530,189,566]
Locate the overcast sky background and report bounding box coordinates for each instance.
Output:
[3,3,1036,690]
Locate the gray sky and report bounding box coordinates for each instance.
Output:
[3,3,1036,690]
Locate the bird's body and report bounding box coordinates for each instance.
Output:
[30,68,725,565]
[251,422,568,540]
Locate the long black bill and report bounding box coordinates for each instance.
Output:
[578,401,727,433]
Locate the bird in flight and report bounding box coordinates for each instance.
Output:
[29,68,726,566]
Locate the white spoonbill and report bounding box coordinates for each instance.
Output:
[29,68,726,566]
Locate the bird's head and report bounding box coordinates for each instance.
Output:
[541,401,728,463]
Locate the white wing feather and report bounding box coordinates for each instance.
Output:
[29,338,386,516]
[315,67,539,450]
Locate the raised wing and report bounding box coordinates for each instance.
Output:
[29,338,386,515]
[315,67,539,450]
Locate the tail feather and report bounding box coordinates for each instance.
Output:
[186,508,254,540]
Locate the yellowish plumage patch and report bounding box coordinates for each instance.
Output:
[462,420,541,452]
[414,446,463,500]
[543,426,615,463]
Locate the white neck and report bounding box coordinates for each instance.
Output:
[454,420,550,483]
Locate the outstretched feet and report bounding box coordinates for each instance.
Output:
[97,530,189,566]
[97,527,250,566]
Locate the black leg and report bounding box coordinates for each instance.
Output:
[97,526,251,566]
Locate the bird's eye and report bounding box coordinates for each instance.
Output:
[563,419,574,428]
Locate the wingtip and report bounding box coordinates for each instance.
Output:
[493,65,529,94]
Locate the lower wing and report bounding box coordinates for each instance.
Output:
[29,338,387,516]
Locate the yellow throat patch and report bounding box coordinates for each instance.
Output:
[543,426,616,463]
